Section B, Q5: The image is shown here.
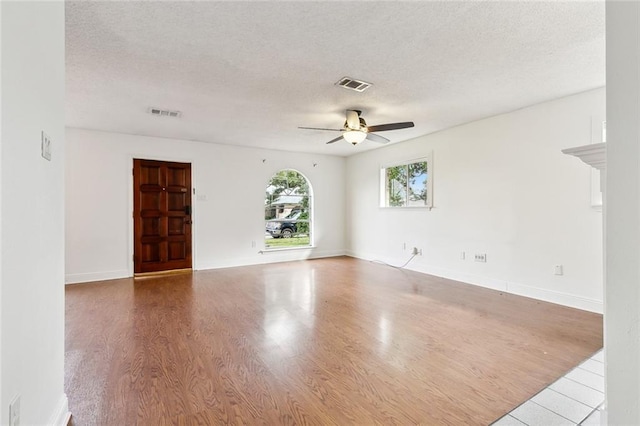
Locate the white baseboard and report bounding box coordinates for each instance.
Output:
[63,253,602,313]
[345,250,414,269]
[346,252,603,314]
[506,281,603,313]
[195,249,347,271]
[49,393,71,426]
[409,263,507,292]
[65,269,129,284]
[65,250,347,283]
[310,249,347,259]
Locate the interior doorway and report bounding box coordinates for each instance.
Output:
[133,159,192,274]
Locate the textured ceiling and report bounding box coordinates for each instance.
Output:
[66,1,605,157]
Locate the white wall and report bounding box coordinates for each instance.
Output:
[1,2,68,425]
[346,88,605,313]
[65,128,346,283]
[605,2,640,423]
[0,2,4,417]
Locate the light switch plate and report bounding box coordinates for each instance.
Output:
[41,131,51,161]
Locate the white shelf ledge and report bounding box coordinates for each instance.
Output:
[562,143,606,171]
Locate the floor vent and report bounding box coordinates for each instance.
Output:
[335,77,372,93]
[148,107,182,118]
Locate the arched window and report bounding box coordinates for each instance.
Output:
[264,170,312,249]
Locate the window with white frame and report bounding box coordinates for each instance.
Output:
[380,155,432,208]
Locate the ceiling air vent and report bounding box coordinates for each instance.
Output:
[148,107,182,118]
[335,77,372,93]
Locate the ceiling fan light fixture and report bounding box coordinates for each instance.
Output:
[300,110,413,146]
[343,130,367,145]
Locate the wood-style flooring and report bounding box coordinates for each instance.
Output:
[65,256,602,425]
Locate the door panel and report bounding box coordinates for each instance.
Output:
[133,159,192,273]
[142,217,160,237]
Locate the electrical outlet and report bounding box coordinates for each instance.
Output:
[412,247,419,255]
[9,395,20,426]
[474,253,487,263]
[555,265,564,276]
[460,251,466,260]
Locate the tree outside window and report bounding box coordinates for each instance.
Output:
[382,157,431,208]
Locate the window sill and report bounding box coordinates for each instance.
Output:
[260,246,315,254]
[379,206,433,211]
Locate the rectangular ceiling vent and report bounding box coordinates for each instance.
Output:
[148,107,182,118]
[335,77,372,93]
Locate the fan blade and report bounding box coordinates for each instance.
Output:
[366,133,390,144]
[298,126,343,131]
[345,110,360,130]
[367,122,414,132]
[326,135,345,144]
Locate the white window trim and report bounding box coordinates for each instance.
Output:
[259,246,317,254]
[379,153,433,210]
[264,170,314,250]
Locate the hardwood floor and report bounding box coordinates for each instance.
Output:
[65,257,602,425]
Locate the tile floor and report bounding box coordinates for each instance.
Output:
[492,350,605,426]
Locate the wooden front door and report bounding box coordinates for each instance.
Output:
[133,159,192,274]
